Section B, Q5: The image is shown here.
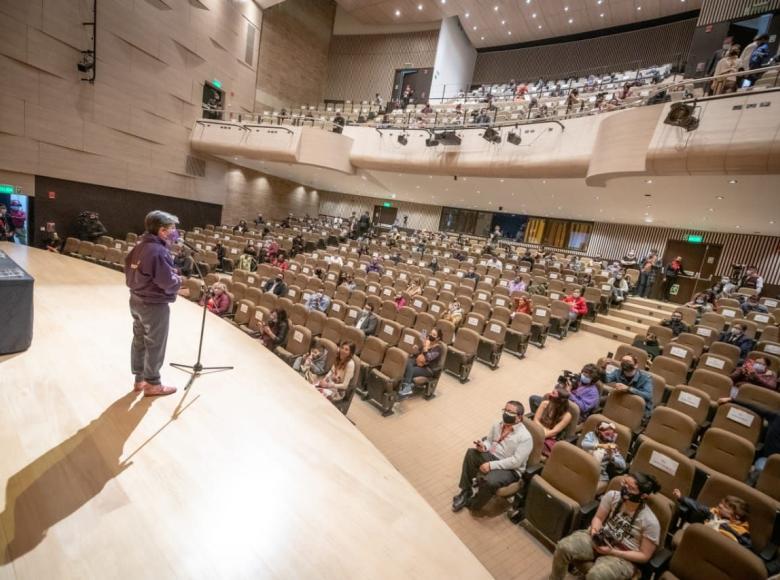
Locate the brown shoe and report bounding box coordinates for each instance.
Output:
[134,381,146,392]
[143,383,177,397]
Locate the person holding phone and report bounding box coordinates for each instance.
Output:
[452,400,533,513]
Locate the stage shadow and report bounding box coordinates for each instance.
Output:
[0,392,152,564]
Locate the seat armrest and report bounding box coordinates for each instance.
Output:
[522,463,543,483]
[759,542,777,562]
[579,499,600,527]
[643,547,673,580]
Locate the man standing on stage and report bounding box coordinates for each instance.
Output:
[125,211,182,396]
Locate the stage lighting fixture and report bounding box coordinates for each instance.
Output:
[437,131,461,146]
[425,136,439,147]
[664,103,699,132]
[77,51,94,73]
[397,133,408,146]
[482,127,501,144]
[507,131,522,146]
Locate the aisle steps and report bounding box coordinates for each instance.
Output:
[581,296,681,345]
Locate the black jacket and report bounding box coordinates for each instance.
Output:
[263,279,287,296]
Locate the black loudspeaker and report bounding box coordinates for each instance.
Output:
[664,102,699,132]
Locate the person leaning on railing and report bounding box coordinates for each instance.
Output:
[712,46,742,95]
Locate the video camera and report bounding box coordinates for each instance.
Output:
[557,370,578,388]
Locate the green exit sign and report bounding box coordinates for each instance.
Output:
[686,234,704,243]
[211,79,222,89]
[383,202,392,208]
[0,184,13,194]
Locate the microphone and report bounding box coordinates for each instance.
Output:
[179,239,202,254]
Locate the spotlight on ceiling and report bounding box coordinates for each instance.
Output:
[507,131,522,146]
[397,133,408,146]
[425,136,440,147]
[664,103,699,132]
[482,127,501,144]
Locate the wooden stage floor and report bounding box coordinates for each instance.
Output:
[0,243,492,580]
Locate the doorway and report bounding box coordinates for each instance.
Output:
[373,205,398,226]
[662,240,723,304]
[392,68,433,105]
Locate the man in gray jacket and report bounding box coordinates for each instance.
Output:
[453,400,534,512]
[125,210,182,396]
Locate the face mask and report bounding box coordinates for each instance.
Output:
[672,318,682,323]
[620,484,644,503]
[580,374,592,385]
[165,228,180,245]
[695,299,704,305]
[621,361,635,374]
[503,413,517,425]
[754,363,767,373]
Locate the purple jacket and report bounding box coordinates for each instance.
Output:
[570,383,599,418]
[125,233,181,303]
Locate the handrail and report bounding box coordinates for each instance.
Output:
[643,63,780,102]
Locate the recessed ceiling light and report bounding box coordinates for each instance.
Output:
[499,179,504,182]
[501,19,506,25]
[532,12,537,18]
[538,24,542,28]
[494,5,499,11]
[568,18,573,23]
[645,179,653,184]
[716,195,724,199]
[735,225,741,229]
[644,217,653,223]
[564,6,569,11]
[473,25,477,30]
[416,185,420,189]
[508,30,512,35]
[464,11,469,17]
[395,9,401,16]
[637,6,642,10]
[600,12,604,17]
[728,179,738,184]
[708,208,714,212]
[440,0,445,3]
[597,0,603,4]
[480,36,484,40]
[417,3,423,10]
[525,0,531,4]
[770,220,775,224]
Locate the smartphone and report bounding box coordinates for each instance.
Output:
[607,351,614,359]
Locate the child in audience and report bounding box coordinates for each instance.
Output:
[293,345,329,384]
[581,421,627,482]
[672,489,751,548]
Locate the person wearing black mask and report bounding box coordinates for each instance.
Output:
[604,354,654,417]
[660,311,689,337]
[550,472,661,580]
[452,400,533,513]
[632,332,661,362]
[718,323,755,363]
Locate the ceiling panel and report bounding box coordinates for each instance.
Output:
[334,0,701,48]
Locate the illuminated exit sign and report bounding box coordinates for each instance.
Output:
[383,202,392,208]
[686,234,704,243]
[0,184,13,194]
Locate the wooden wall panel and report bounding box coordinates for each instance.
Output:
[697,0,780,25]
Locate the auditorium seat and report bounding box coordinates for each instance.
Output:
[735,384,780,411]
[444,327,480,383]
[661,523,767,580]
[601,391,646,433]
[276,325,312,366]
[523,441,600,543]
[635,406,697,456]
[476,320,507,369]
[355,337,387,396]
[693,427,755,483]
[664,385,711,426]
[615,344,649,371]
[504,313,532,358]
[756,455,780,503]
[697,353,735,376]
[413,343,448,400]
[365,347,408,416]
[650,356,689,388]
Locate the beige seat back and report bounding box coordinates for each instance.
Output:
[695,427,755,482]
[666,385,711,425]
[642,407,697,453]
[602,391,646,432]
[649,356,688,390]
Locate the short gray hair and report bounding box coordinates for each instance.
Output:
[145,210,179,234]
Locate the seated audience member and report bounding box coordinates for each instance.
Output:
[464,265,480,283]
[533,386,573,457]
[609,273,630,307]
[243,240,258,258]
[355,303,378,336]
[632,332,661,363]
[672,488,751,547]
[511,296,533,318]
[452,401,533,513]
[485,254,503,270]
[236,251,257,272]
[326,253,344,267]
[393,292,407,310]
[340,274,356,291]
[660,311,690,337]
[398,329,444,397]
[550,472,661,580]
[685,291,714,316]
[292,345,329,384]
[290,234,304,257]
[315,341,357,402]
[263,273,287,296]
[582,421,627,482]
[366,257,384,274]
[305,290,331,313]
[213,240,226,271]
[718,323,754,363]
[270,251,289,271]
[740,294,768,316]
[260,308,288,350]
[730,356,777,393]
[569,364,601,419]
[200,282,231,316]
[442,300,464,327]
[253,213,264,227]
[508,275,528,294]
[233,219,248,234]
[405,278,423,298]
[604,354,654,417]
[174,247,194,277]
[711,276,737,298]
[740,266,764,295]
[265,239,280,260]
[563,288,588,329]
[620,251,638,268]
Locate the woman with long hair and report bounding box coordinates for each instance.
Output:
[260,308,288,350]
[533,386,573,457]
[317,341,356,401]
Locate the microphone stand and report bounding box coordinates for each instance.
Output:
[170,241,233,390]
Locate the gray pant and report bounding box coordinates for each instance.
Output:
[130,296,170,385]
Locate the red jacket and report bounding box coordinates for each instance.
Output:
[203,291,231,315]
[564,295,588,315]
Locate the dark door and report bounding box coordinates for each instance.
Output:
[373,205,398,226]
[662,240,722,303]
[392,68,433,104]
